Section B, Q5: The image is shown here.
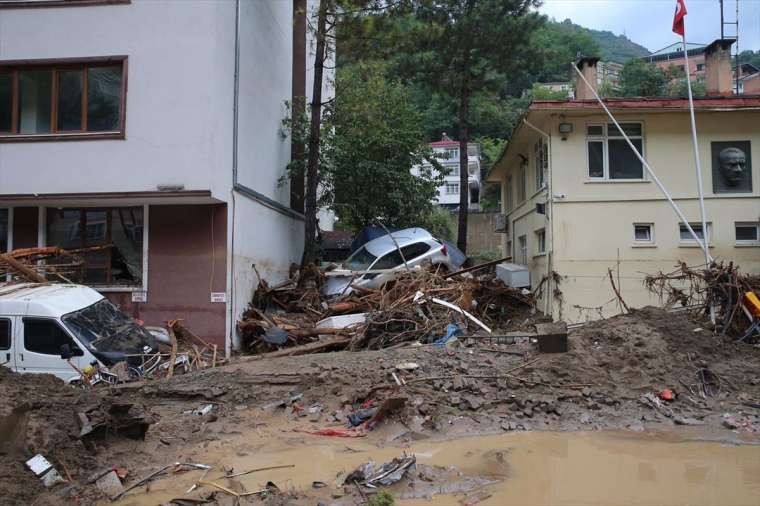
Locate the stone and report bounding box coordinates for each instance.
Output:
[465,396,484,411]
[580,413,591,424]
[522,407,534,418]
[581,387,592,398]
[452,376,464,391]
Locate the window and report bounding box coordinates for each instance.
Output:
[0,57,126,141]
[536,229,546,254]
[735,222,760,245]
[0,0,130,7]
[0,319,10,350]
[534,138,547,190]
[400,242,431,261]
[586,123,644,180]
[468,163,478,176]
[679,222,711,244]
[373,250,403,270]
[505,175,513,211]
[518,235,527,265]
[518,161,527,202]
[46,207,143,285]
[0,209,7,252]
[696,63,705,71]
[23,318,75,356]
[443,148,458,160]
[445,182,459,195]
[634,223,654,243]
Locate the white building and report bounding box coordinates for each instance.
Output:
[0,0,329,354]
[413,135,482,210]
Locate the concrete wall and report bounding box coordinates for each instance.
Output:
[450,211,503,254]
[492,108,760,323]
[0,0,234,200]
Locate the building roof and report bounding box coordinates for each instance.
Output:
[429,140,460,148]
[648,42,706,57]
[529,95,760,111]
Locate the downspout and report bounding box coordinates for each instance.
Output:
[522,118,553,319]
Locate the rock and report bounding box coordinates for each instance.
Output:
[580,413,591,424]
[581,387,592,398]
[501,421,518,431]
[522,407,534,418]
[452,377,464,391]
[674,416,703,426]
[723,418,740,430]
[465,396,484,411]
[449,394,461,405]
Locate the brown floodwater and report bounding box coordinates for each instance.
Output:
[114,420,760,506]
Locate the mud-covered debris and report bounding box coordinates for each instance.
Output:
[345,453,416,487]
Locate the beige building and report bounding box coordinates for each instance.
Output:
[489,41,760,323]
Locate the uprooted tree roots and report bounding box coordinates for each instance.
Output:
[644,261,760,338]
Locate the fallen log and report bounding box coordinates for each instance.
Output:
[0,254,46,283]
[241,336,351,360]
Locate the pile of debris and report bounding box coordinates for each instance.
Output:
[645,261,760,339]
[238,264,535,356]
[0,245,113,283]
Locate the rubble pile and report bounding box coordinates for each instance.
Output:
[238,265,535,355]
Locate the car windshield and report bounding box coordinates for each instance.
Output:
[62,299,155,352]
[344,246,378,271]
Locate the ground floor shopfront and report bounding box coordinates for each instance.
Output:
[0,200,228,347]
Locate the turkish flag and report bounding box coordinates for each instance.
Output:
[672,0,687,36]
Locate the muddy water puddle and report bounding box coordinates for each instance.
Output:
[115,419,760,506]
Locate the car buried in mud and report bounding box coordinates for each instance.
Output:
[323,228,466,297]
[0,283,158,382]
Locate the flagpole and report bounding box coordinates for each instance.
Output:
[681,35,712,265]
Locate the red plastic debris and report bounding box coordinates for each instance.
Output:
[659,389,675,401]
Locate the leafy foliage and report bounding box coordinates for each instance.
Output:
[320,64,445,231]
[616,60,706,98]
[736,50,760,69]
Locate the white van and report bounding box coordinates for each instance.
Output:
[0,283,157,382]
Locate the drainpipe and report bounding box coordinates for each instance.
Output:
[522,118,553,319]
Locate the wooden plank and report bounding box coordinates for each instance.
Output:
[0,253,46,282]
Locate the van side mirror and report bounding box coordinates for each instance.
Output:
[60,344,73,360]
[60,343,84,359]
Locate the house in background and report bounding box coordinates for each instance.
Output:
[643,42,707,78]
[488,39,760,323]
[412,134,482,211]
[0,0,328,354]
[532,60,623,98]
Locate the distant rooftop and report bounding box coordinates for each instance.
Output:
[648,42,707,57]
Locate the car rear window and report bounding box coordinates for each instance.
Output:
[401,242,432,260]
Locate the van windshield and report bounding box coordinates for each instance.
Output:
[62,299,155,353]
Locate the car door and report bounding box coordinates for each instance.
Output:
[0,317,14,372]
[18,317,82,379]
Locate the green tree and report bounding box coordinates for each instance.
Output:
[618,59,667,97]
[527,83,572,100]
[477,136,507,211]
[320,64,445,232]
[394,0,543,253]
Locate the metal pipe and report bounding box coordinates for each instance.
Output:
[572,63,711,260]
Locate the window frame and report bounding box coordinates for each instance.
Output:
[534,138,547,190]
[735,222,760,246]
[535,228,546,255]
[505,175,513,211]
[45,206,144,287]
[0,56,127,142]
[585,122,646,181]
[445,182,459,195]
[518,160,527,202]
[22,317,77,356]
[518,235,527,265]
[679,222,712,246]
[0,0,129,9]
[633,223,655,245]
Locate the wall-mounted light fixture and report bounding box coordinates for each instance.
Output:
[558,122,574,141]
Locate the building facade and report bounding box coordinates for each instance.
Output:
[412,135,482,210]
[0,0,324,354]
[643,42,707,78]
[489,43,760,323]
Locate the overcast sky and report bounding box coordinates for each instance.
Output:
[538,0,760,53]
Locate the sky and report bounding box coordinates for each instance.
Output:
[538,0,760,53]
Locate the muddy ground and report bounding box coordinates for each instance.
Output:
[2,307,760,505]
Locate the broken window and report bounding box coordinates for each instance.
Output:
[23,318,76,356]
[46,207,143,285]
[62,299,154,353]
[0,58,125,138]
[586,123,644,180]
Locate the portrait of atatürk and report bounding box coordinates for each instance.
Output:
[712,141,752,193]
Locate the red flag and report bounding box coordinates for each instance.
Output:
[672,0,687,36]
